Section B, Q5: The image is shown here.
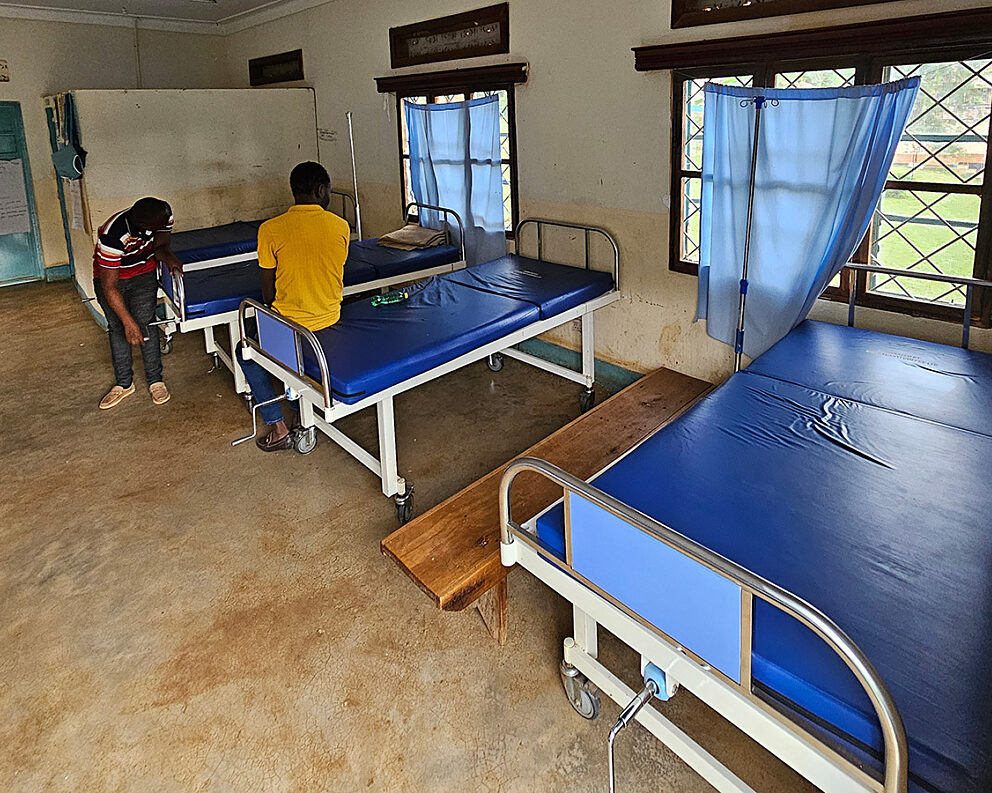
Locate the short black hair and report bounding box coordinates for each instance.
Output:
[290,161,330,196]
[130,197,171,230]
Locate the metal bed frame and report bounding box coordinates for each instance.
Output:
[497,271,992,793]
[234,218,620,524]
[154,200,466,397]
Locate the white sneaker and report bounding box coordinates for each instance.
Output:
[99,384,135,410]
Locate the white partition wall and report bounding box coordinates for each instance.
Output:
[63,87,316,310]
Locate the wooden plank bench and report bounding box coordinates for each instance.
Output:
[380,367,712,643]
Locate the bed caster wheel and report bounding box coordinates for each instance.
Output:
[560,660,600,720]
[293,427,317,455]
[160,334,174,355]
[579,387,596,413]
[487,352,505,372]
[395,486,415,525]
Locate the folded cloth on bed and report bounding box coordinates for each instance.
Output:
[377,224,447,250]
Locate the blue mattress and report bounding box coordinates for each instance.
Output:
[748,320,992,437]
[171,220,264,264]
[447,255,614,319]
[169,239,462,318]
[535,329,992,793]
[347,238,461,279]
[302,255,615,403]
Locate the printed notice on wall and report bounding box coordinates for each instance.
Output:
[0,159,31,236]
[65,177,84,230]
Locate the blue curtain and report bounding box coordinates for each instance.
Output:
[405,96,505,266]
[696,79,920,359]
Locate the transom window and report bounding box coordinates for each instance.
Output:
[671,53,992,323]
[397,88,517,234]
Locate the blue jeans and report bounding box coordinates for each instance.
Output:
[95,271,162,387]
[237,344,287,426]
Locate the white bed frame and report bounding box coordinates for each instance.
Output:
[154,198,466,396]
[235,218,621,524]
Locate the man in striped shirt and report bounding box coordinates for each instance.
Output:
[93,197,182,409]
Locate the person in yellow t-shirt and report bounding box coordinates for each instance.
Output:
[238,161,351,452]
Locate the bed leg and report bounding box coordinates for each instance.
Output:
[581,312,595,387]
[376,396,403,498]
[476,578,508,645]
[573,604,598,659]
[203,325,218,356]
[227,319,248,394]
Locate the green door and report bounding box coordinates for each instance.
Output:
[0,102,44,285]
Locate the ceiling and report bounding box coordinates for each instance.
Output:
[0,0,328,30]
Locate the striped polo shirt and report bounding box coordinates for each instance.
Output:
[92,207,174,280]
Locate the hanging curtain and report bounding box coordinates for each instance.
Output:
[405,95,505,266]
[696,78,920,360]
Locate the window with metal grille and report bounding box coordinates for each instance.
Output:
[397,88,517,235]
[670,55,992,324]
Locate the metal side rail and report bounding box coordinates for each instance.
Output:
[500,456,908,793]
[843,263,992,349]
[404,202,466,264]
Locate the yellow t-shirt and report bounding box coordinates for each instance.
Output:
[257,204,350,331]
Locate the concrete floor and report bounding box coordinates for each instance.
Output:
[0,281,816,793]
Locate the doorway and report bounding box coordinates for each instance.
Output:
[0,102,44,285]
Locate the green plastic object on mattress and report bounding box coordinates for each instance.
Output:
[371,290,409,307]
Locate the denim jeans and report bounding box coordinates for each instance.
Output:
[236,318,301,427]
[94,271,162,388]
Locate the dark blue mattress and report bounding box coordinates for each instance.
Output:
[170,239,463,318]
[347,238,461,279]
[748,320,992,437]
[447,255,614,319]
[171,220,264,264]
[535,330,992,793]
[302,255,614,403]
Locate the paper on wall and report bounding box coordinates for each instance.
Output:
[65,177,84,230]
[0,159,31,236]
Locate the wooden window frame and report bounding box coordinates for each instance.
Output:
[668,43,992,326]
[394,86,520,238]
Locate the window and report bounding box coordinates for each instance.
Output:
[397,87,518,234]
[671,52,992,323]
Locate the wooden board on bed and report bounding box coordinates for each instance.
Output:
[380,367,712,641]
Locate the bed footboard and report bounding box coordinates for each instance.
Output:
[237,298,332,410]
[500,456,908,793]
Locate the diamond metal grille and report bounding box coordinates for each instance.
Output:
[886,61,992,185]
[869,189,979,305]
[775,68,855,90]
[680,74,751,263]
[866,61,991,305]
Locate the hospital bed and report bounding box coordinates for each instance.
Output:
[236,219,620,523]
[500,272,992,793]
[155,200,465,395]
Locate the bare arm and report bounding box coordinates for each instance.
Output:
[154,230,183,274]
[261,268,276,306]
[99,267,145,345]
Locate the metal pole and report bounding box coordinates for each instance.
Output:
[346,111,363,240]
[734,97,765,373]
